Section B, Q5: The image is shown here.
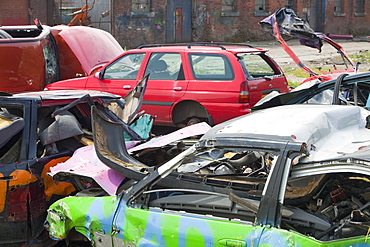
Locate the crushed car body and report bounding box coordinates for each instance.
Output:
[48,122,210,196]
[252,71,370,111]
[0,75,148,246]
[0,20,123,93]
[260,8,358,83]
[46,104,370,246]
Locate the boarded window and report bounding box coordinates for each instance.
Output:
[356,0,365,14]
[255,0,266,11]
[222,0,235,12]
[334,0,343,13]
[132,0,150,12]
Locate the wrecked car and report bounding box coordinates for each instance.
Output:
[48,122,210,197]
[0,83,151,246]
[46,103,370,246]
[0,20,123,93]
[260,8,359,83]
[252,71,370,111]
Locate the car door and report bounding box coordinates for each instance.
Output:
[142,52,189,124]
[85,52,147,97]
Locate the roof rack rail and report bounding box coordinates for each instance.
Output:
[136,42,254,50]
[193,42,254,48]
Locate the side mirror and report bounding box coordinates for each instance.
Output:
[95,71,105,80]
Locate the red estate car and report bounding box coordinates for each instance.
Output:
[46,43,289,126]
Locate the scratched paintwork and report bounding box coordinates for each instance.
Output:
[46,195,370,247]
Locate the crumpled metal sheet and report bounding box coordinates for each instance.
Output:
[214,104,370,162]
[49,145,126,196]
[260,8,322,51]
[128,122,211,153]
[49,122,211,195]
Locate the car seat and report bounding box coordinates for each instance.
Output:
[149,60,170,79]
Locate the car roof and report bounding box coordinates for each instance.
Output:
[132,43,269,53]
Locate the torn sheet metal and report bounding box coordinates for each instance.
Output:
[214,104,370,162]
[49,145,126,196]
[260,8,356,78]
[49,122,210,195]
[127,122,211,153]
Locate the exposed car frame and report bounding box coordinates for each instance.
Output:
[46,104,370,246]
[260,8,358,83]
[0,75,148,246]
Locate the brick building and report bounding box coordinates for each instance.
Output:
[1,0,370,48]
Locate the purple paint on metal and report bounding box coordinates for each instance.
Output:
[49,145,126,195]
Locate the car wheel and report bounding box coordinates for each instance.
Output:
[187,117,200,126]
[172,101,213,127]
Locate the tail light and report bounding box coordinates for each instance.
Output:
[239,81,249,103]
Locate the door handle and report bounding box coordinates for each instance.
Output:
[218,239,247,247]
[123,85,132,89]
[173,87,182,91]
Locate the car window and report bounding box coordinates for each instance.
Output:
[237,53,276,79]
[189,53,234,80]
[0,107,24,163]
[145,53,183,80]
[103,53,145,80]
[42,34,59,85]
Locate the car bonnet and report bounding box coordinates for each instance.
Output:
[51,25,123,76]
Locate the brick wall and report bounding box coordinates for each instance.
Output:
[113,0,166,48]
[29,0,49,25]
[0,0,29,25]
[1,0,370,47]
[325,0,370,36]
[0,0,50,26]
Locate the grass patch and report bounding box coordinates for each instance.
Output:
[349,50,370,62]
[283,67,330,87]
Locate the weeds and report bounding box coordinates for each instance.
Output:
[283,49,370,87]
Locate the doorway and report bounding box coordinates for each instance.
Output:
[166,0,192,42]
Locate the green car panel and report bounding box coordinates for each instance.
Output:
[46,195,370,247]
